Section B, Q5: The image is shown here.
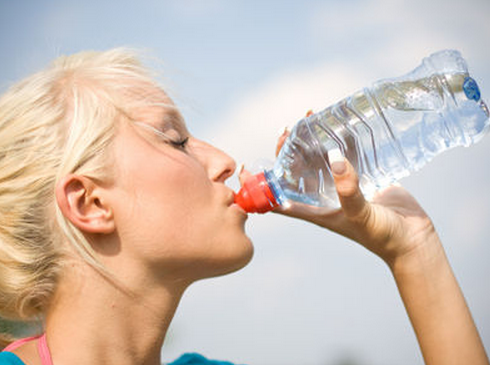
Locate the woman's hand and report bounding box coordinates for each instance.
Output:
[239,128,442,271]
[239,126,489,364]
[283,156,440,269]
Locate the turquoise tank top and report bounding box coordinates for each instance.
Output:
[0,352,26,365]
[0,351,241,364]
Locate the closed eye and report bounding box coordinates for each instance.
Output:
[170,136,189,149]
[134,121,189,151]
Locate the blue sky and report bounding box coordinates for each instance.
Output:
[1,1,489,364]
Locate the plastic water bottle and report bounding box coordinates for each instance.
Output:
[235,50,490,213]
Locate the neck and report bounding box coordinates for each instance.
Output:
[45,259,188,365]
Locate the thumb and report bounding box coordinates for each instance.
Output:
[328,149,370,221]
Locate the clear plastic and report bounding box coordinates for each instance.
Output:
[262,50,489,211]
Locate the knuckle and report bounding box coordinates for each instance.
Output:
[337,181,358,198]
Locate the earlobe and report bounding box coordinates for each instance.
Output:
[55,174,115,234]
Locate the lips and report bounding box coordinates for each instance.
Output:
[225,189,236,206]
[223,189,248,217]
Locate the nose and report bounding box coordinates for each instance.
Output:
[196,140,236,182]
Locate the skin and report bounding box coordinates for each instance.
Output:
[11,100,489,365]
[251,128,489,365]
[12,92,252,365]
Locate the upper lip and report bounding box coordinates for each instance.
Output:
[226,189,236,206]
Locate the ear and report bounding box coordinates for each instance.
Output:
[55,174,115,234]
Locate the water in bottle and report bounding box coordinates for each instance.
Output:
[235,50,490,213]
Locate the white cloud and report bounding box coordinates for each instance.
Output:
[204,63,373,172]
[191,2,490,363]
[309,0,490,58]
[206,0,490,192]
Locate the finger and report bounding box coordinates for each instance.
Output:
[238,164,254,186]
[328,149,370,222]
[275,128,290,157]
[274,111,312,157]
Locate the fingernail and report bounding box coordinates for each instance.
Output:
[239,164,244,174]
[328,149,346,175]
[279,127,289,137]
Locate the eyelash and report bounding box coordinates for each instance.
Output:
[170,136,189,149]
[133,121,189,150]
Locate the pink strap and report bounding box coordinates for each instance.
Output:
[2,333,53,365]
[2,335,41,352]
[37,334,53,365]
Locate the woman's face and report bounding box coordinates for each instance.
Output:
[106,91,252,283]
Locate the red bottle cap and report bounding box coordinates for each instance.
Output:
[234,172,279,213]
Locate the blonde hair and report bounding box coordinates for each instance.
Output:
[0,48,166,348]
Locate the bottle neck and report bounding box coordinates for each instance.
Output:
[234,171,279,213]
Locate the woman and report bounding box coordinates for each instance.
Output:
[0,49,488,365]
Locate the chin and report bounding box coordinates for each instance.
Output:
[225,236,254,274]
[200,234,254,280]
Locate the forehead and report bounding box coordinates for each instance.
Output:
[124,84,187,131]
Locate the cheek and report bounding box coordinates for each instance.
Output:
[117,153,215,240]
[158,161,214,213]
[124,143,210,203]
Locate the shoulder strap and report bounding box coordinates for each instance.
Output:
[36,334,53,365]
[2,336,40,352]
[1,334,52,365]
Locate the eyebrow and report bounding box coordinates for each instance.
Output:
[162,109,188,133]
[134,121,179,143]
